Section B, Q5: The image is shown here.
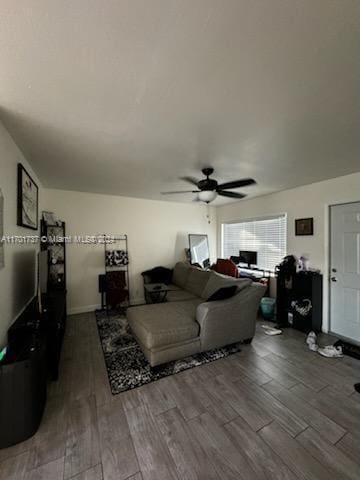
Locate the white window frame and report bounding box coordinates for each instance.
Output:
[221,213,287,272]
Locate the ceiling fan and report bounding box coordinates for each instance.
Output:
[161,168,256,203]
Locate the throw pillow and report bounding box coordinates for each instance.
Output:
[207,285,238,302]
[202,271,251,300]
[184,268,212,297]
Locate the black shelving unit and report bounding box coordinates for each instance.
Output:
[40,218,67,379]
[276,269,323,333]
[40,220,67,292]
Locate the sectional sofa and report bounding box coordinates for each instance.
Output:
[127,262,266,366]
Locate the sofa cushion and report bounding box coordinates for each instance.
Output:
[166,285,198,302]
[207,285,238,302]
[201,271,252,300]
[127,299,201,349]
[184,268,212,297]
[172,262,191,288]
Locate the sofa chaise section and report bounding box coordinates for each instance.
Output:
[128,262,266,366]
[127,298,203,366]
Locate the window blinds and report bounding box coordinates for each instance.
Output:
[222,215,286,271]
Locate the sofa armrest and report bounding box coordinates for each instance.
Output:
[196,283,266,351]
[141,273,152,285]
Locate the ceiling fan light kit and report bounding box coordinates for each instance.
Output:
[198,190,218,203]
[161,167,256,203]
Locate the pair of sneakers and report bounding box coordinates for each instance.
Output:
[306,331,343,358]
[306,331,318,352]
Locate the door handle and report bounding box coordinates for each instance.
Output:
[331,277,338,282]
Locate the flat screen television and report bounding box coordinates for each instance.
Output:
[239,250,257,267]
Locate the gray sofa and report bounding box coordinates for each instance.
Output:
[127,262,266,366]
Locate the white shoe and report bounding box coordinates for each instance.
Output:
[264,328,282,336]
[306,331,317,346]
[308,343,319,352]
[318,346,343,358]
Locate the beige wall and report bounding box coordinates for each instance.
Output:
[43,188,217,314]
[217,171,360,332]
[0,122,43,347]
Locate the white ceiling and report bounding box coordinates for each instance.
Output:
[1,1,360,205]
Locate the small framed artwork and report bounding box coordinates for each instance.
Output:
[295,217,314,236]
[17,163,39,230]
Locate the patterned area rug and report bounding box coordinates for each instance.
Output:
[96,309,242,394]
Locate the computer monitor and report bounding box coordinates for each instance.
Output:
[239,250,257,268]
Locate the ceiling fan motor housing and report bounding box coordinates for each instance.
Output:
[198,178,218,191]
[202,167,214,177]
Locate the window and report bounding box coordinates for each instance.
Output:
[222,215,286,272]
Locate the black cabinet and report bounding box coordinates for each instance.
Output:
[0,292,67,448]
[276,271,323,332]
[0,340,47,449]
[0,300,47,449]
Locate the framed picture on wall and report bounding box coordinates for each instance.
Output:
[17,163,39,230]
[295,217,314,236]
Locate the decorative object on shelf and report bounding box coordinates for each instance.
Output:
[299,253,310,271]
[17,163,38,230]
[105,249,129,267]
[0,189,4,268]
[295,217,314,236]
[42,211,57,225]
[291,298,312,316]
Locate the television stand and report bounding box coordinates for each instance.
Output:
[0,291,67,448]
[1,297,47,448]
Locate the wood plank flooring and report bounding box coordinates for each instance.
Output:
[1,312,360,480]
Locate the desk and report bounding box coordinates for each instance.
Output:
[238,267,273,279]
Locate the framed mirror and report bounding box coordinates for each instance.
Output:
[188,234,210,268]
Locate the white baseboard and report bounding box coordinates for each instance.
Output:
[130,297,145,306]
[68,304,101,315]
[68,298,145,316]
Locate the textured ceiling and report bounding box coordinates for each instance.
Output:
[1,0,360,205]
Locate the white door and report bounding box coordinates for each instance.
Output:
[330,202,360,344]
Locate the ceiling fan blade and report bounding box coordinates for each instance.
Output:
[180,176,199,186]
[161,190,199,195]
[217,190,246,199]
[217,178,256,190]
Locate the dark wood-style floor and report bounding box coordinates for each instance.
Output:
[1,312,360,480]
